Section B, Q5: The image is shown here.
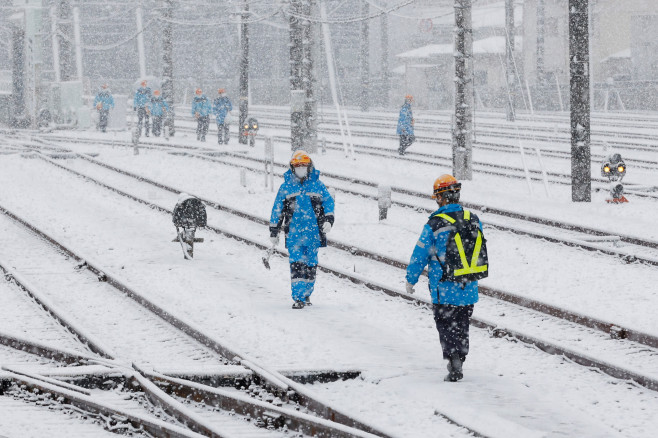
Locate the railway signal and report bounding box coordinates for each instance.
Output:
[601,153,628,203]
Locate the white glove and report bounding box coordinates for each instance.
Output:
[405,281,415,295]
[322,222,332,234]
[270,236,279,247]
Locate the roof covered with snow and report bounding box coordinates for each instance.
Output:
[396,36,523,59]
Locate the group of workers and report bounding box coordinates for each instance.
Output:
[93,81,233,143]
[267,149,487,382]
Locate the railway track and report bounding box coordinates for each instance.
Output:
[14,149,658,398]
[0,200,398,438]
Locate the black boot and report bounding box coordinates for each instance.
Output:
[292,300,305,309]
[304,297,312,306]
[444,352,463,382]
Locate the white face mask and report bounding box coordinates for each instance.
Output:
[294,166,309,179]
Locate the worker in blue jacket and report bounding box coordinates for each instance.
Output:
[270,151,335,309]
[147,90,169,137]
[134,80,152,137]
[212,88,233,145]
[397,94,415,155]
[405,174,487,382]
[191,88,212,142]
[93,84,114,133]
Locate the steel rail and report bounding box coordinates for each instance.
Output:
[0,371,206,438]
[0,172,397,438]
[0,330,97,365]
[28,153,658,395]
[71,153,658,350]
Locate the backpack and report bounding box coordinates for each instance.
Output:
[433,209,488,284]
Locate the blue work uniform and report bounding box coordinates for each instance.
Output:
[406,203,482,361]
[270,167,334,301]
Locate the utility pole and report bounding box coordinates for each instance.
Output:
[72,6,83,81]
[57,0,75,82]
[380,13,390,108]
[505,0,515,121]
[569,0,591,202]
[238,0,249,144]
[289,0,317,152]
[136,7,147,78]
[536,0,545,108]
[453,0,473,180]
[162,0,175,136]
[360,1,369,112]
[11,19,26,126]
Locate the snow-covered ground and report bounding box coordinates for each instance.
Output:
[1,125,658,437]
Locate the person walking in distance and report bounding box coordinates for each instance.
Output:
[269,151,335,309]
[147,90,169,137]
[212,88,233,145]
[191,88,212,142]
[405,175,488,382]
[134,80,152,137]
[93,84,114,133]
[397,94,415,155]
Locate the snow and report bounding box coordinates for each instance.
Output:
[1,123,658,436]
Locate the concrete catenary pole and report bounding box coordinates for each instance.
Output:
[505,0,515,121]
[11,20,26,125]
[302,0,317,152]
[161,0,175,136]
[50,6,61,83]
[536,0,545,107]
[72,6,83,81]
[453,0,473,180]
[136,7,147,78]
[360,1,369,112]
[238,0,249,144]
[57,0,75,82]
[380,13,389,108]
[569,0,591,202]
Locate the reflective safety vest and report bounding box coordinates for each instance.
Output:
[431,209,488,284]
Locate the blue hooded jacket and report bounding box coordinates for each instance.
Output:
[191,95,212,117]
[148,96,169,117]
[134,86,152,109]
[94,90,114,111]
[212,96,233,124]
[396,102,414,136]
[406,203,481,306]
[270,167,334,249]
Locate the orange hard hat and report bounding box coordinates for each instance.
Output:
[405,94,414,101]
[153,89,161,96]
[218,88,226,94]
[101,83,108,89]
[290,150,312,167]
[431,174,461,199]
[195,88,202,95]
[141,80,147,86]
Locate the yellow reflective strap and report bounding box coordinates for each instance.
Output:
[470,230,483,267]
[453,230,488,277]
[463,210,471,221]
[434,213,456,223]
[453,233,470,270]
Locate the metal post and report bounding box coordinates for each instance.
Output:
[57,0,74,82]
[162,0,175,136]
[380,13,390,108]
[239,0,249,145]
[505,0,515,121]
[453,0,473,180]
[72,6,83,81]
[136,7,147,78]
[569,0,591,202]
[536,0,545,85]
[360,2,369,112]
[290,0,303,150]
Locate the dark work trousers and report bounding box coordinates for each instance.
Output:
[98,109,109,132]
[433,304,474,361]
[196,116,209,141]
[217,122,229,144]
[137,107,150,136]
[152,116,163,137]
[398,135,414,155]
